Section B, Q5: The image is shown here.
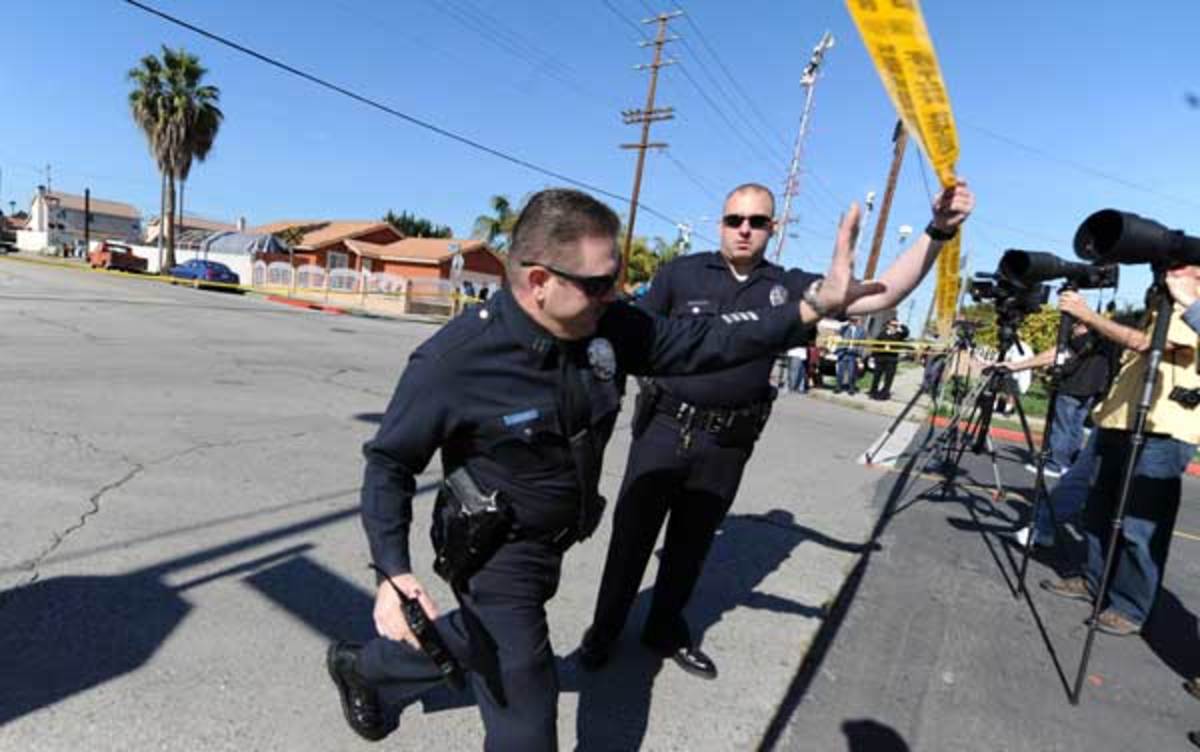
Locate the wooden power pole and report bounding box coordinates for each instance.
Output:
[619,10,679,289]
[863,120,909,280]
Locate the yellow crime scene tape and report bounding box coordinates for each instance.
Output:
[819,335,947,354]
[845,0,961,337]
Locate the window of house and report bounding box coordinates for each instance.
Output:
[328,251,349,269]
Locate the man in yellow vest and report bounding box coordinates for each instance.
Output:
[1041,266,1200,636]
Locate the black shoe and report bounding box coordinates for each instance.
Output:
[577,634,611,672]
[1185,677,1200,701]
[670,646,717,680]
[327,641,390,742]
[1190,730,1200,749]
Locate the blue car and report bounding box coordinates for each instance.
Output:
[167,259,241,291]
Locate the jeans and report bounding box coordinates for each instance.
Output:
[1080,430,1195,625]
[787,357,807,392]
[835,354,858,391]
[1033,430,1098,540]
[1046,393,1094,473]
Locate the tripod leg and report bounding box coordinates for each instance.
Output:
[865,385,926,465]
[982,433,1007,503]
[1071,284,1174,706]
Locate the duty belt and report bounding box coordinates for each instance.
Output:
[654,390,772,451]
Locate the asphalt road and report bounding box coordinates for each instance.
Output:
[0,258,899,751]
[774,422,1200,751]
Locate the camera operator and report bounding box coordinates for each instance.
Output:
[1041,266,1200,637]
[994,304,1119,546]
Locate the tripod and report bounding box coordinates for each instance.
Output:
[924,344,1038,505]
[1016,294,1081,594]
[864,326,975,466]
[1070,274,1175,705]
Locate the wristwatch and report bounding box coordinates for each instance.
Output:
[925,222,957,242]
[802,278,840,319]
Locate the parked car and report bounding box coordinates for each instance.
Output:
[167,259,241,291]
[87,241,148,273]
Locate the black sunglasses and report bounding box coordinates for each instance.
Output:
[520,260,620,297]
[722,213,773,230]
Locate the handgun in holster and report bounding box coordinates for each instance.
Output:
[369,563,465,691]
[566,427,607,542]
[430,466,512,592]
[632,378,661,439]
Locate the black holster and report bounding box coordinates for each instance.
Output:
[631,379,661,439]
[430,467,512,592]
[567,427,607,541]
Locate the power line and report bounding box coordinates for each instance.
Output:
[805,168,849,216]
[122,0,692,232]
[421,0,620,109]
[670,1,792,154]
[599,0,648,38]
[604,0,783,167]
[658,149,721,204]
[666,65,783,167]
[962,120,1200,211]
[641,0,788,164]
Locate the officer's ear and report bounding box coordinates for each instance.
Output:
[526,266,552,302]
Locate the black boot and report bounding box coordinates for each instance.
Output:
[327,641,391,741]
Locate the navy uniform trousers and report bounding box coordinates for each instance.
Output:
[357,539,564,752]
[589,410,753,651]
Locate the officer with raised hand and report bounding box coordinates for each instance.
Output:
[325,188,882,750]
[579,180,973,680]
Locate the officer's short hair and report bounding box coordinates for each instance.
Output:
[724,183,776,214]
[508,189,621,282]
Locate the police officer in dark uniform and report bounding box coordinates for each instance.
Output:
[579,180,974,679]
[869,318,910,400]
[325,188,879,750]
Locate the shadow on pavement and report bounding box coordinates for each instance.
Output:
[0,481,438,726]
[757,434,928,750]
[572,509,867,751]
[1144,588,1200,681]
[0,507,358,726]
[842,718,911,751]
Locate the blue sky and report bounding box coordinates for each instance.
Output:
[2,0,1198,320]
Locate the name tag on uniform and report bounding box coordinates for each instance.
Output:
[502,409,540,427]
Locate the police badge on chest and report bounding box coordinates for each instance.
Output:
[769,284,789,307]
[587,338,616,381]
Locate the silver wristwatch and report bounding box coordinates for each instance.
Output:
[802,277,837,318]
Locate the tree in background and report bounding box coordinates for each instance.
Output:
[128,46,222,270]
[959,301,1061,357]
[383,210,452,238]
[471,195,518,251]
[624,234,686,287]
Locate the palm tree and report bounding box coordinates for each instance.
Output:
[471,195,517,251]
[128,46,222,270]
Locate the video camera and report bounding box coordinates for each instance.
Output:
[1075,209,1200,268]
[969,272,1050,316]
[998,250,1119,290]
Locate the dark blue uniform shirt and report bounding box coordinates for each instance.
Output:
[362,286,813,576]
[639,252,821,407]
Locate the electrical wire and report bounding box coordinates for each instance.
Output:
[122,0,695,234]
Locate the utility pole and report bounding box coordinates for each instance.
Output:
[45,164,52,193]
[774,30,835,264]
[84,188,91,254]
[619,9,679,289]
[863,121,909,280]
